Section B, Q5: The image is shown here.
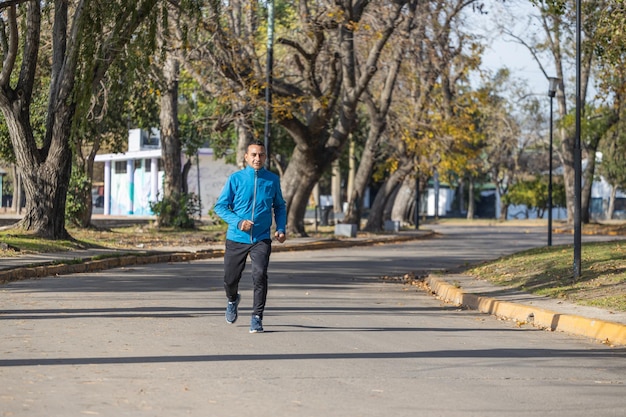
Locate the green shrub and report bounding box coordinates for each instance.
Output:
[150,192,200,229]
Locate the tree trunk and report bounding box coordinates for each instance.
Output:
[342,30,409,227]
[234,103,254,169]
[70,139,99,228]
[366,178,399,232]
[493,174,509,221]
[347,137,355,206]
[466,178,475,220]
[608,185,616,220]
[560,132,576,223]
[458,180,465,215]
[581,112,618,223]
[391,175,415,224]
[364,160,414,232]
[331,160,342,215]
[158,50,183,226]
[383,184,400,223]
[182,158,192,194]
[280,146,329,236]
[500,200,509,221]
[11,165,21,214]
[581,153,595,224]
[16,155,71,238]
[342,140,375,226]
[0,37,73,239]
[72,169,94,229]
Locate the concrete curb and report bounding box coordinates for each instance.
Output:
[0,250,224,284]
[423,276,626,347]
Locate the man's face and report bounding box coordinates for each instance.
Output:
[245,144,266,170]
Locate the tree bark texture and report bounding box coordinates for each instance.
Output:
[391,175,416,224]
[466,177,475,220]
[342,104,388,226]
[71,147,96,228]
[608,186,616,220]
[364,159,414,232]
[160,54,182,199]
[280,146,326,235]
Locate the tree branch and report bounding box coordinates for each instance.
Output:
[0,4,17,87]
[0,0,29,11]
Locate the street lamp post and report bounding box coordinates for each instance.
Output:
[547,76,560,247]
[574,0,582,278]
[264,0,275,169]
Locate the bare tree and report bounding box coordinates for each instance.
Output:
[180,0,410,235]
[342,0,419,227]
[499,0,612,223]
[363,0,483,229]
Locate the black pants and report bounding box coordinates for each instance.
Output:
[223,239,272,318]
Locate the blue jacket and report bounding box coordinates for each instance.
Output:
[214,166,287,244]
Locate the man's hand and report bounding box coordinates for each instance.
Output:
[274,231,286,243]
[240,220,254,232]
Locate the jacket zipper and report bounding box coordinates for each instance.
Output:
[250,170,258,243]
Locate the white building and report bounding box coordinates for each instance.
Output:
[94,129,237,217]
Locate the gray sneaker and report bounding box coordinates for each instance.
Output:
[249,315,264,333]
[225,294,240,324]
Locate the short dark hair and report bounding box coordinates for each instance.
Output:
[248,140,265,148]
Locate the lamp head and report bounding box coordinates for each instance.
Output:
[548,77,560,98]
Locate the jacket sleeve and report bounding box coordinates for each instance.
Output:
[273,180,287,233]
[214,177,243,228]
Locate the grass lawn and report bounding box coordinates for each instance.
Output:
[467,240,626,312]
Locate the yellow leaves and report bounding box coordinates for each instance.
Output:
[344,20,373,33]
[272,96,306,120]
[315,94,332,110]
[248,84,262,97]
[325,8,372,34]
[372,158,399,182]
[326,7,346,21]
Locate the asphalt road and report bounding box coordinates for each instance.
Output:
[1,225,625,416]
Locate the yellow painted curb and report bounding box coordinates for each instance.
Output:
[424,276,626,347]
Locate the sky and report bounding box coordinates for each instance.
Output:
[481,36,549,96]
[473,0,554,97]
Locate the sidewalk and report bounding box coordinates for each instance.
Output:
[1,229,625,347]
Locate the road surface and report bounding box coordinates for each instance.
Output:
[1,225,624,416]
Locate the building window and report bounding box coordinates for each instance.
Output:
[115,161,127,173]
[145,159,151,172]
[135,159,142,170]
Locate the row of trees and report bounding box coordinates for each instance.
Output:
[510,0,626,223]
[1,0,625,240]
